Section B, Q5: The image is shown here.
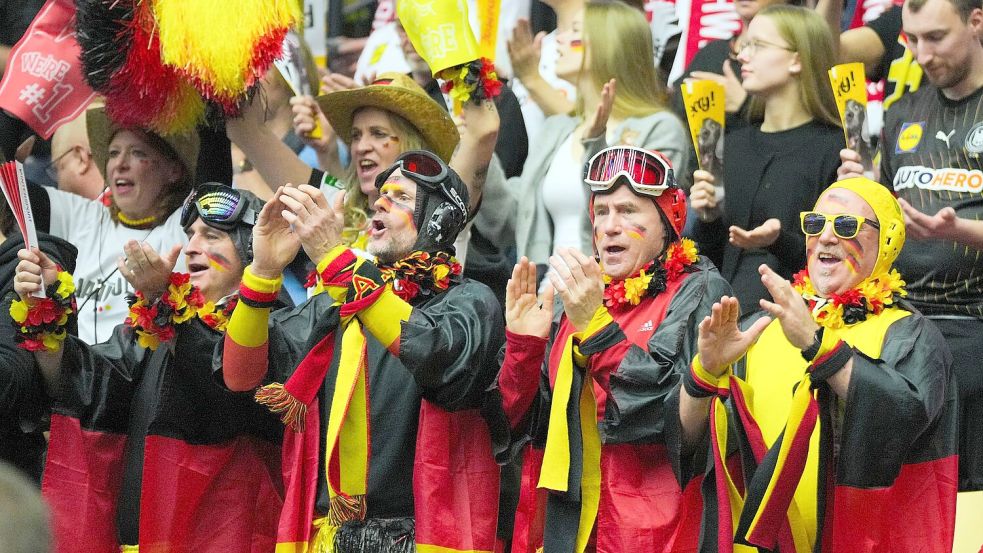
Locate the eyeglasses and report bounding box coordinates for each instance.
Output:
[44,147,86,181]
[800,211,880,240]
[737,38,795,57]
[375,150,468,217]
[180,183,257,231]
[584,146,677,197]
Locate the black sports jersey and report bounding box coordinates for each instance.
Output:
[880,84,983,317]
[868,5,924,113]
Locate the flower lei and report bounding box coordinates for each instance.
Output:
[791,268,907,329]
[379,251,462,302]
[603,238,699,308]
[198,297,238,332]
[439,57,503,105]
[126,272,206,350]
[9,270,77,352]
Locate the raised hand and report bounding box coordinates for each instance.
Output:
[691,60,746,114]
[278,184,345,263]
[758,264,818,350]
[117,241,182,300]
[507,18,545,83]
[290,95,335,153]
[251,186,301,279]
[547,248,605,332]
[506,257,555,338]
[690,170,721,221]
[836,148,866,181]
[585,79,616,140]
[13,248,59,301]
[729,218,780,249]
[899,197,959,241]
[698,296,771,376]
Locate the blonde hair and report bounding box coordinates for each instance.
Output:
[340,108,429,244]
[576,0,669,119]
[747,5,841,127]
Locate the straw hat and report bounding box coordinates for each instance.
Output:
[86,106,200,183]
[317,72,459,163]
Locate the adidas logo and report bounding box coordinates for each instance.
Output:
[639,320,653,332]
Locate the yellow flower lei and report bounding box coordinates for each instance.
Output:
[9,270,76,352]
[792,268,907,329]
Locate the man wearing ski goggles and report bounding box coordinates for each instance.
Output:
[180,182,259,232]
[584,145,678,198]
[499,146,727,549]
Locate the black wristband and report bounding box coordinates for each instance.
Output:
[800,327,825,361]
[808,340,853,385]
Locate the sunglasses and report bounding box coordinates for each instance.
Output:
[800,211,880,240]
[181,183,257,231]
[584,147,677,197]
[375,150,468,216]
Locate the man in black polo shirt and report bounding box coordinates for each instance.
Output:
[839,0,983,527]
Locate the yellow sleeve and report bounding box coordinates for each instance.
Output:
[226,266,283,347]
[357,288,412,352]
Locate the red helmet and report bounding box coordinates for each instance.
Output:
[585,147,687,239]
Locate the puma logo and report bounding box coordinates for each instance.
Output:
[936,129,955,148]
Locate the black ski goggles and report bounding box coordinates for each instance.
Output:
[800,211,880,240]
[375,150,468,217]
[180,183,257,232]
[584,146,677,197]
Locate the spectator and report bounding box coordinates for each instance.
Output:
[0,213,76,483]
[47,109,104,200]
[838,1,983,544]
[508,0,689,278]
[0,461,49,553]
[27,107,200,344]
[15,188,283,551]
[690,5,843,315]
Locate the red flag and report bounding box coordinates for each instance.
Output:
[0,0,97,139]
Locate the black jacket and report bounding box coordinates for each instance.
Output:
[692,120,843,314]
[0,232,77,482]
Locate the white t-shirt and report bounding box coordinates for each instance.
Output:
[541,133,588,257]
[46,188,189,345]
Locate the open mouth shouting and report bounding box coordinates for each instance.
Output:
[369,218,388,239]
[113,178,135,196]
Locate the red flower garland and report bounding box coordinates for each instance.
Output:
[380,251,462,302]
[126,272,207,350]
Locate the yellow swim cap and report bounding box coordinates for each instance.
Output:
[820,177,905,278]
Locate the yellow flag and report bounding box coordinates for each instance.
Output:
[397,0,480,73]
[681,80,726,221]
[829,63,875,174]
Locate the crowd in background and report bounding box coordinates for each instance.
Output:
[1,0,983,550]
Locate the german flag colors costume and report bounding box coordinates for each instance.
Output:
[220,154,506,552]
[679,178,958,552]
[499,219,732,549]
[42,298,284,552]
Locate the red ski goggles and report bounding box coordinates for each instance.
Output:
[584,146,676,197]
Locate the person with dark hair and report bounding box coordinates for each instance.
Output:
[218,150,506,552]
[498,147,729,551]
[838,0,983,541]
[13,187,284,552]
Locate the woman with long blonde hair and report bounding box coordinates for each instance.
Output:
[689,4,843,314]
[508,0,690,275]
